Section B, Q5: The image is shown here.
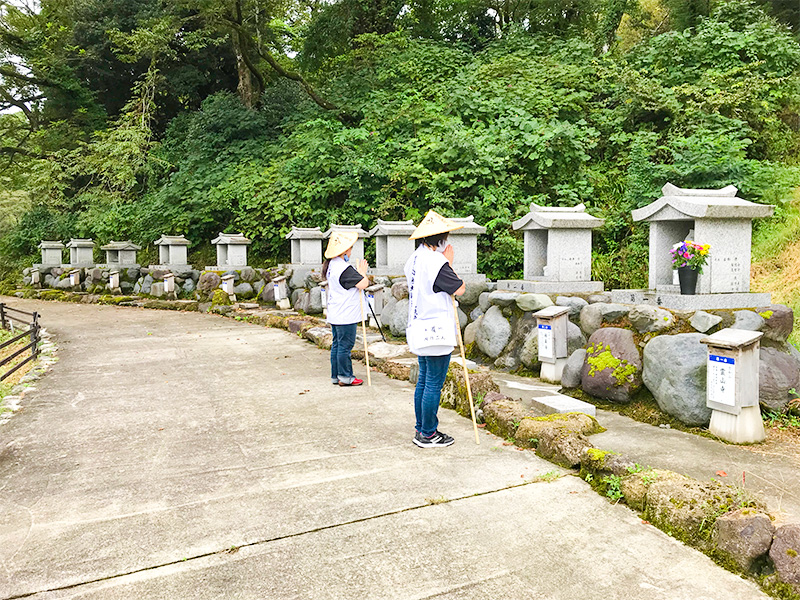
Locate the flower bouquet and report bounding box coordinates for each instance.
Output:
[670,241,710,295]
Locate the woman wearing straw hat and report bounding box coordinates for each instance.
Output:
[405,210,466,447]
[323,231,370,387]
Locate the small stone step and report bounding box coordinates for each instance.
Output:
[528,393,596,417]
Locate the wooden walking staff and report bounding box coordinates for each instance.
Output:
[453,296,480,445]
[360,290,372,386]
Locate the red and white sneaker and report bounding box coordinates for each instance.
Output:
[338,378,363,387]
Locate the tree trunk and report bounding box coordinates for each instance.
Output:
[233,36,257,108]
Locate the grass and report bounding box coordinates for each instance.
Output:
[0,326,35,393]
[751,190,800,348]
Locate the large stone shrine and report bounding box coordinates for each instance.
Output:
[286,227,324,266]
[100,241,141,267]
[612,183,774,309]
[497,203,604,293]
[206,232,252,270]
[323,224,368,263]
[37,241,64,266]
[369,220,416,276]
[447,216,487,281]
[152,235,191,269]
[65,239,95,267]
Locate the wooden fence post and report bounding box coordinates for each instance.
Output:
[0,303,6,330]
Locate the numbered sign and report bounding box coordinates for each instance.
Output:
[320,288,327,308]
[538,323,554,359]
[708,354,735,407]
[273,282,282,301]
[366,292,375,313]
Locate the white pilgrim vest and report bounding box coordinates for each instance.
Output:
[404,246,456,356]
[326,257,362,325]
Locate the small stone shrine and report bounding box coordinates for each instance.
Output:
[286,227,324,265]
[323,225,368,263]
[37,241,64,266]
[153,235,191,268]
[100,241,141,266]
[447,216,487,281]
[612,183,774,309]
[207,232,251,270]
[65,239,95,267]
[498,204,604,293]
[369,220,416,275]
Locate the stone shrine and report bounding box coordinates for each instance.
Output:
[100,241,141,266]
[207,232,251,270]
[447,216,487,281]
[65,239,95,267]
[153,235,191,269]
[323,225,368,263]
[612,183,774,309]
[498,203,604,293]
[286,227,324,265]
[369,220,416,276]
[37,241,64,266]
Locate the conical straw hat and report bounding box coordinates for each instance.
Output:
[324,230,359,259]
[409,210,465,240]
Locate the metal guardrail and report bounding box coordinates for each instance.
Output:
[0,303,40,382]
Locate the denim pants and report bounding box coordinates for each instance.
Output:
[414,354,451,437]
[330,323,357,384]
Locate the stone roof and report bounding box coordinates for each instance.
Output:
[632,183,774,222]
[368,220,416,236]
[66,238,94,248]
[38,241,64,249]
[211,232,252,245]
[100,240,141,251]
[512,204,604,230]
[448,216,487,235]
[323,224,368,238]
[154,235,190,246]
[285,227,324,240]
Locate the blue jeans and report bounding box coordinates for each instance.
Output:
[331,323,357,384]
[415,354,451,437]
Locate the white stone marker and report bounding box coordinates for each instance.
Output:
[30,270,40,286]
[38,241,65,266]
[272,275,288,302]
[66,239,94,267]
[534,305,571,383]
[445,216,487,280]
[208,232,251,270]
[700,328,765,444]
[163,272,175,294]
[368,220,416,275]
[109,270,120,290]
[69,269,81,287]
[499,204,604,293]
[285,227,324,265]
[221,274,236,299]
[153,235,191,268]
[319,280,328,317]
[614,183,774,309]
[100,241,141,266]
[323,225,368,264]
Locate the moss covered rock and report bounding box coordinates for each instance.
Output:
[580,328,642,403]
[516,412,604,448]
[536,428,593,468]
[620,469,687,511]
[482,396,530,439]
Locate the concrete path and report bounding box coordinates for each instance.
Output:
[0,299,768,599]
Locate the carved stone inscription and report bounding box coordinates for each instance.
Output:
[710,256,745,293]
[558,255,590,282]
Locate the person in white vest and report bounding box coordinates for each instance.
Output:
[322,230,370,386]
[405,210,466,447]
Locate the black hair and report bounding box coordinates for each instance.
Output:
[415,232,449,249]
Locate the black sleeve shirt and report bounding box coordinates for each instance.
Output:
[339,265,364,290]
[433,263,463,295]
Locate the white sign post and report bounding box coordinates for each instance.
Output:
[534,305,570,383]
[109,270,120,291]
[700,328,764,444]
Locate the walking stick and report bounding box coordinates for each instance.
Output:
[360,290,372,387]
[452,296,480,445]
[367,298,387,343]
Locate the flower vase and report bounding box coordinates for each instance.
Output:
[677,266,698,295]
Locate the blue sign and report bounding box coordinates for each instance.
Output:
[709,355,735,365]
[538,324,551,330]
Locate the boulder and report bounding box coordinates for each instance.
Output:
[182,278,196,294]
[304,326,333,349]
[391,281,409,300]
[567,321,586,355]
[150,282,165,298]
[579,303,630,337]
[389,299,409,337]
[239,266,256,281]
[515,293,553,312]
[291,288,304,306]
[381,296,398,329]
[488,291,519,308]
[581,328,642,403]
[289,266,314,290]
[460,280,489,306]
[712,509,774,572]
[628,305,675,333]
[197,272,221,293]
[464,319,480,347]
[587,293,611,304]
[770,524,800,584]
[620,469,687,512]
[759,347,800,412]
[222,270,241,282]
[561,349,586,389]
[441,367,499,417]
[642,333,710,426]
[556,295,588,318]
[304,271,323,289]
[477,306,511,358]
[536,429,593,468]
[374,276,392,288]
[690,310,723,333]
[55,277,73,290]
[732,310,765,332]
[516,412,603,447]
[368,342,410,360]
[294,291,311,313]
[518,327,540,370]
[482,397,530,439]
[456,305,469,331]
[758,304,794,343]
[469,307,484,322]
[478,291,491,312]
[141,274,154,295]
[579,448,636,478]
[253,279,265,298]
[308,286,324,314]
[233,282,254,298]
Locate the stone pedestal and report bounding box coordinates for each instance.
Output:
[610,289,771,310]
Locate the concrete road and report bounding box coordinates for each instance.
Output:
[0,299,768,599]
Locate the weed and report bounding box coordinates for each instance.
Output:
[425,496,448,505]
[531,470,564,483]
[602,474,623,501]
